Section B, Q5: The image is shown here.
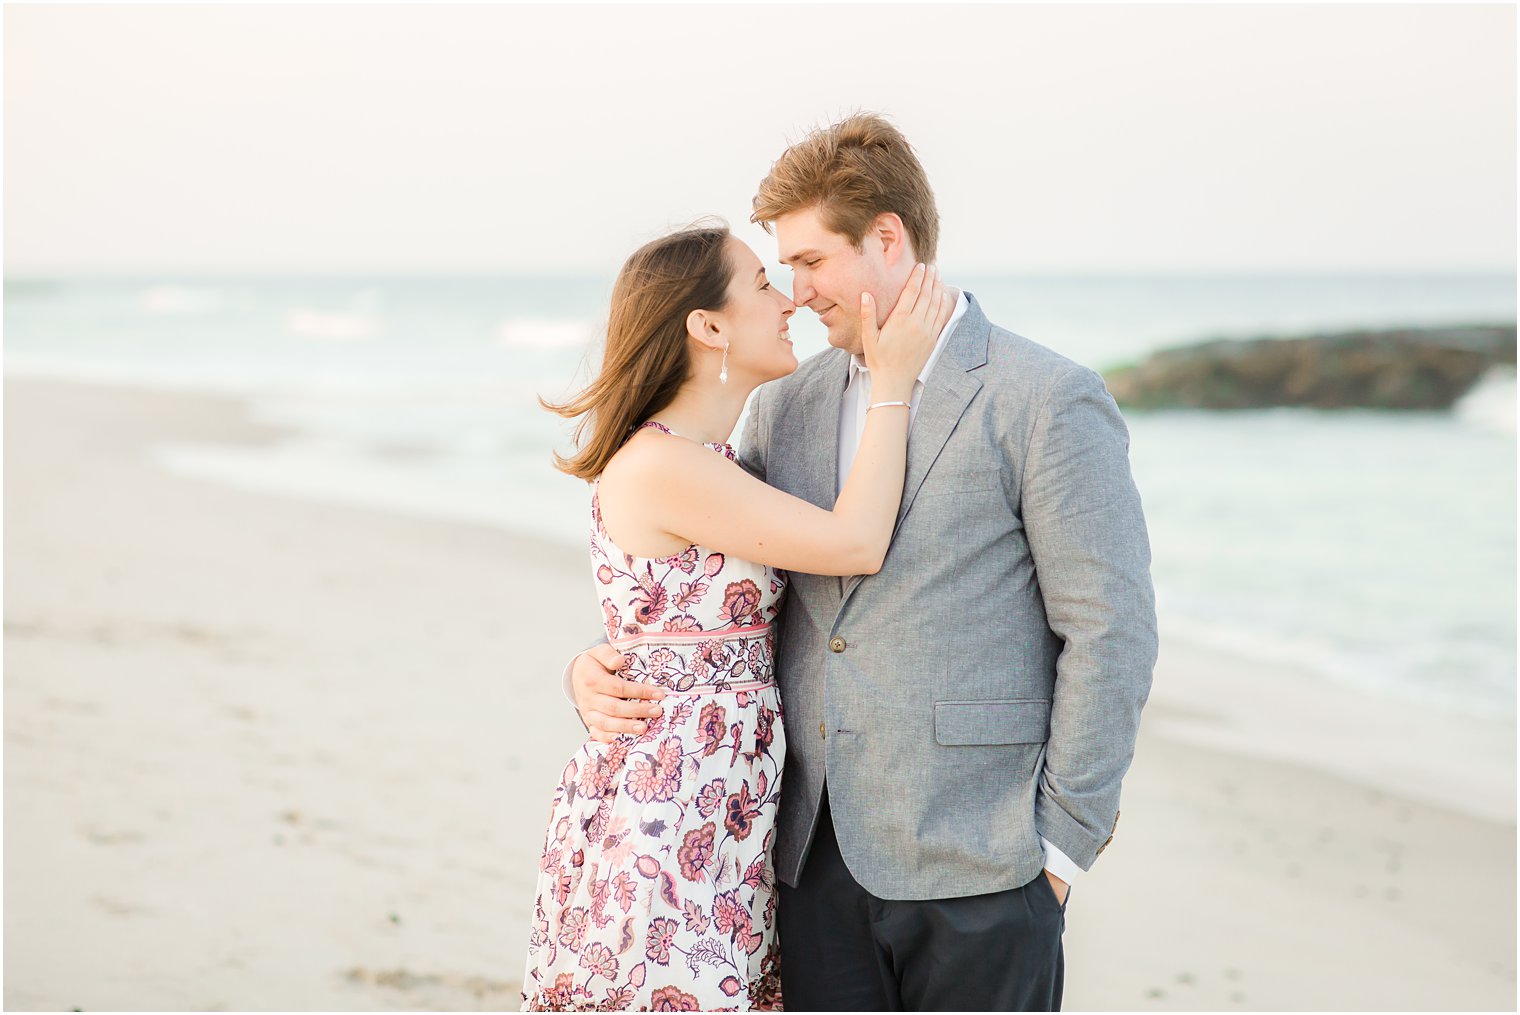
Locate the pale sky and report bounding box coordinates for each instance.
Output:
[5,3,1515,276]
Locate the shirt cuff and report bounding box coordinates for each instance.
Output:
[1041,838,1083,885]
[561,653,578,706]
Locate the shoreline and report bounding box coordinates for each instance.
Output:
[4,376,1514,1010]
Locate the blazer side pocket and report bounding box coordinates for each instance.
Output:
[934,698,1051,746]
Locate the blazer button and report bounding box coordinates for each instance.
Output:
[819,722,826,740]
[829,636,847,653]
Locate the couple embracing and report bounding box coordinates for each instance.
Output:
[522,114,1157,1012]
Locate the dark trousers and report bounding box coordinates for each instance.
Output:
[778,791,1066,1012]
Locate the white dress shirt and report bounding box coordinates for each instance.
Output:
[832,287,1082,889]
[836,289,968,493]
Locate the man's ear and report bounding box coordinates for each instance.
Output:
[872,212,912,269]
[685,308,723,350]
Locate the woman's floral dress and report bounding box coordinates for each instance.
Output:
[523,422,787,1012]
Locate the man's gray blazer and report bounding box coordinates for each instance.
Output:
[738,292,1157,902]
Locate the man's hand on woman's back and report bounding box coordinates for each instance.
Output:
[571,644,666,743]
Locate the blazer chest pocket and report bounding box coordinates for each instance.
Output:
[921,465,1004,497]
[934,699,1051,746]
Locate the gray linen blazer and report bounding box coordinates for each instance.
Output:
[737,293,1157,901]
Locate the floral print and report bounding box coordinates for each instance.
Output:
[523,423,786,1012]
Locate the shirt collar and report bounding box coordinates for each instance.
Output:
[847,287,969,389]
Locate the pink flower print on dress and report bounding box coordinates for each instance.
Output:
[742,853,770,891]
[603,985,636,1009]
[667,547,699,573]
[711,889,741,935]
[747,637,769,675]
[580,746,622,800]
[694,702,727,757]
[542,972,590,1010]
[658,870,681,911]
[694,640,727,682]
[694,779,725,818]
[662,613,702,633]
[724,782,761,841]
[597,564,615,584]
[757,704,777,749]
[718,579,761,625]
[557,906,589,951]
[732,903,757,951]
[645,915,678,964]
[603,815,635,867]
[611,871,636,913]
[625,737,683,803]
[589,875,613,929]
[645,646,678,684]
[579,941,618,981]
[546,862,571,905]
[585,798,613,841]
[638,709,667,741]
[703,552,725,577]
[631,580,669,625]
[682,897,710,935]
[676,822,716,882]
[650,985,702,1011]
[673,578,709,611]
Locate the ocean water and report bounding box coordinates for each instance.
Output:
[5,273,1515,719]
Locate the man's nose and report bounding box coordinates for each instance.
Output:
[792,276,816,308]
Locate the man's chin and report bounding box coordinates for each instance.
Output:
[824,328,863,356]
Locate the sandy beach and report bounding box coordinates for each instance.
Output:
[4,376,1515,1011]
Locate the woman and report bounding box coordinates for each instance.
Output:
[523,222,949,1012]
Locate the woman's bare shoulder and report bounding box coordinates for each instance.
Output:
[599,428,716,492]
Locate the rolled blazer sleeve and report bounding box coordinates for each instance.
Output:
[1020,365,1158,870]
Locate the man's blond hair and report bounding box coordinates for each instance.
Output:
[751,112,939,265]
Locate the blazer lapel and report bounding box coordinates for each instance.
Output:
[840,292,991,603]
[792,349,850,510]
[784,350,850,600]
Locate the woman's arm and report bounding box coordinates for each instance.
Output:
[630,266,951,576]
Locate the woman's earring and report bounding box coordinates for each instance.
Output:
[719,344,729,384]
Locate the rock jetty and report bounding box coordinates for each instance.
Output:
[1102,324,1516,410]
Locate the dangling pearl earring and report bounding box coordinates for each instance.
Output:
[719,344,729,384]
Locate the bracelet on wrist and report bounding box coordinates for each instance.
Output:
[867,400,912,412]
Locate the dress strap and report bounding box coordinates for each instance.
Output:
[637,420,679,438]
[637,419,736,462]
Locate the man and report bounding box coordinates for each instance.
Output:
[566,113,1157,1011]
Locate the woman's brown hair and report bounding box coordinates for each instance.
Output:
[542,222,734,480]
